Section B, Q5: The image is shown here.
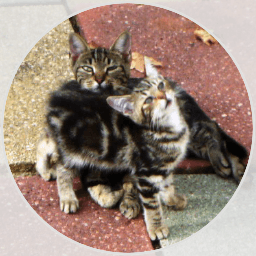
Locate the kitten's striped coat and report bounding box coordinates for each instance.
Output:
[36,30,248,228]
[46,58,188,240]
[36,31,141,219]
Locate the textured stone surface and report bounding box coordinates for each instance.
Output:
[160,174,238,247]
[76,4,252,153]
[15,175,153,252]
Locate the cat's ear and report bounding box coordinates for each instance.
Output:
[69,33,91,65]
[110,31,131,60]
[144,56,159,78]
[106,95,134,116]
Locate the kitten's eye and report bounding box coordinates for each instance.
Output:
[107,65,118,72]
[158,82,165,91]
[144,97,154,104]
[83,66,93,73]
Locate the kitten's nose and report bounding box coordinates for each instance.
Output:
[96,78,104,84]
[95,74,105,85]
[156,91,166,100]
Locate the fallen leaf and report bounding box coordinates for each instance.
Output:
[194,29,218,46]
[88,41,100,49]
[131,52,162,73]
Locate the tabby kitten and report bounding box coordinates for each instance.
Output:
[36,31,132,180]
[36,31,141,218]
[45,58,188,240]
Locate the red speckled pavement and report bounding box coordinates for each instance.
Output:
[14,3,252,253]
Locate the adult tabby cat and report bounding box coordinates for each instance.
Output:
[45,58,189,240]
[36,31,141,219]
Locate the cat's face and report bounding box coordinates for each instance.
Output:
[69,31,131,94]
[107,58,183,131]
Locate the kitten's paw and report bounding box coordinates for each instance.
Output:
[88,185,123,208]
[148,226,169,241]
[173,194,187,210]
[212,152,232,178]
[60,198,79,213]
[40,168,57,181]
[162,193,187,210]
[231,158,246,183]
[120,197,140,219]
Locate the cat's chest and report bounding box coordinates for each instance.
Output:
[145,126,190,170]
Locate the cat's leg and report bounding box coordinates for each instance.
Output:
[190,121,247,182]
[135,174,169,241]
[228,153,246,183]
[36,130,58,181]
[56,164,79,213]
[159,173,187,210]
[86,172,124,208]
[119,181,141,219]
[181,92,247,182]
[189,121,233,179]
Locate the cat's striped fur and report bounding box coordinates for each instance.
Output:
[36,30,248,228]
[46,58,188,240]
[69,31,131,95]
[36,31,142,219]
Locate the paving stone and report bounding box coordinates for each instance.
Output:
[160,174,238,247]
[15,175,154,252]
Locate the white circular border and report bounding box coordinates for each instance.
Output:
[1,1,256,256]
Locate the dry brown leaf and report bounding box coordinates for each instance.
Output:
[194,29,218,46]
[131,52,162,73]
[88,41,100,49]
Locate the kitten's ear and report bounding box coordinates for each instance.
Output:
[110,31,131,60]
[106,95,134,116]
[144,56,159,78]
[69,33,91,65]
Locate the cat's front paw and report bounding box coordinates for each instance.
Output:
[60,197,79,214]
[120,197,140,219]
[88,185,123,208]
[40,168,57,181]
[147,226,169,241]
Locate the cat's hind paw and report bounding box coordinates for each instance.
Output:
[39,168,57,181]
[120,197,140,219]
[88,185,123,208]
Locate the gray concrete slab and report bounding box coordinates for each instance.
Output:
[160,174,238,247]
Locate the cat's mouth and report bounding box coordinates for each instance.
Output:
[165,99,172,109]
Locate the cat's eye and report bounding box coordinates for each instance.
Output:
[144,96,154,104]
[107,65,119,72]
[82,66,93,73]
[158,82,165,91]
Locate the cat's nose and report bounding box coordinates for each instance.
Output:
[96,77,104,85]
[156,91,166,100]
[95,74,105,85]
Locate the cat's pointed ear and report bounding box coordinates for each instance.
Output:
[106,95,134,116]
[110,31,131,60]
[144,56,159,78]
[69,33,91,65]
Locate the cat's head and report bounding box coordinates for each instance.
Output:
[69,31,131,94]
[107,57,182,131]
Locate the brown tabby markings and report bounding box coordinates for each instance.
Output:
[36,31,142,218]
[45,58,188,240]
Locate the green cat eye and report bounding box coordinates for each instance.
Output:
[82,66,93,73]
[107,65,119,72]
[144,96,154,104]
[158,82,165,91]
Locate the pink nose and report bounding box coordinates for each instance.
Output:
[96,77,103,84]
[156,91,166,100]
